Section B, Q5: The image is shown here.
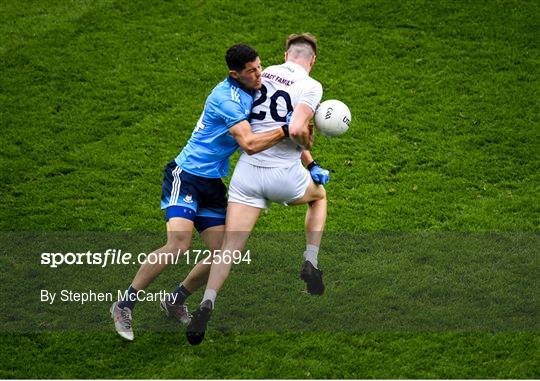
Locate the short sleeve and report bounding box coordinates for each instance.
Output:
[297,80,323,112]
[216,100,249,128]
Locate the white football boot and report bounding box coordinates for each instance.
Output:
[110,301,134,341]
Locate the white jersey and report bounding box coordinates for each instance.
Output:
[239,61,323,167]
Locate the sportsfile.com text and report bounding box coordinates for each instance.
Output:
[40,249,252,268]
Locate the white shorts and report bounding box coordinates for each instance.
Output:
[228,160,311,209]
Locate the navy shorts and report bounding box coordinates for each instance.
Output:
[161,160,226,232]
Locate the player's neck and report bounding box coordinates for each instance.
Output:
[286,59,312,74]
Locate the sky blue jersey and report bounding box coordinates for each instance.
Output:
[175,77,254,178]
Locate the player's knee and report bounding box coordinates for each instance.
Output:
[320,186,327,199]
[314,185,326,201]
[306,186,326,206]
[168,243,188,256]
[166,233,190,254]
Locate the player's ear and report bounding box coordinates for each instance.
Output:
[310,55,316,67]
[229,70,239,80]
[284,51,288,61]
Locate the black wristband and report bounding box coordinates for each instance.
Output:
[307,160,319,170]
[281,124,289,137]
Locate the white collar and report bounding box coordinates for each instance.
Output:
[284,60,309,75]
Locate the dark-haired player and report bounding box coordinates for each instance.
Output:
[111,44,288,341]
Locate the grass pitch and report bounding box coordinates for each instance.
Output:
[1,0,538,378]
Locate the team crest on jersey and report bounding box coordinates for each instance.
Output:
[183,194,193,204]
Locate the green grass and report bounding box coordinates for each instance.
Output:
[1,0,539,378]
[0,332,538,378]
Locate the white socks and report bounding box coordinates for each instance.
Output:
[303,244,319,268]
[203,289,217,308]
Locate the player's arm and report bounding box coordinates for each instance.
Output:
[289,80,323,150]
[301,150,314,166]
[301,150,330,185]
[229,120,285,155]
[289,103,315,150]
[217,99,286,155]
